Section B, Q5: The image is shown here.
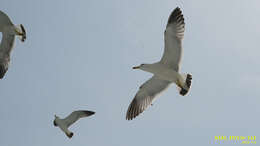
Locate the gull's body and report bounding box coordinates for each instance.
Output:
[0,10,26,79]
[54,117,71,137]
[126,7,192,120]
[138,63,181,83]
[54,110,95,138]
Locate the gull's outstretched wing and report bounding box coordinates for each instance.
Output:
[0,34,15,79]
[0,11,13,26]
[160,7,185,71]
[63,110,95,127]
[126,76,170,120]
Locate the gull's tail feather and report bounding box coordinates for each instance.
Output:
[0,64,7,79]
[179,74,192,96]
[20,24,26,42]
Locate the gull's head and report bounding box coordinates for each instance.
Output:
[14,24,26,42]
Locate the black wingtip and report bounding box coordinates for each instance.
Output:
[126,98,141,121]
[85,111,95,116]
[186,74,192,88]
[180,88,188,96]
[179,74,192,96]
[67,132,73,138]
[89,111,95,115]
[53,120,58,127]
[175,7,181,11]
[0,65,7,79]
[20,24,26,42]
[167,7,184,25]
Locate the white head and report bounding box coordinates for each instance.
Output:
[13,24,26,42]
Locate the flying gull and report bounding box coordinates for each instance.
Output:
[53,110,95,138]
[126,7,192,120]
[0,10,26,79]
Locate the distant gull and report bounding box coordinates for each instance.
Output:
[126,7,192,120]
[0,10,26,79]
[54,110,95,138]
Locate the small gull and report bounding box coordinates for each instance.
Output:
[54,110,95,138]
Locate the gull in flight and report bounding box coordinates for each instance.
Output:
[126,7,192,120]
[0,10,26,79]
[53,110,95,138]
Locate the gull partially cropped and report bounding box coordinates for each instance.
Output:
[54,110,95,138]
[126,7,192,120]
[0,10,26,79]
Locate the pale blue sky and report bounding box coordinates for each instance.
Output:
[0,0,259,146]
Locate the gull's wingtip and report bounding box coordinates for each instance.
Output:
[66,132,73,138]
[126,98,143,121]
[173,7,182,13]
[89,111,95,115]
[84,110,95,116]
[167,7,184,26]
[0,65,7,79]
[179,74,192,96]
[20,24,26,42]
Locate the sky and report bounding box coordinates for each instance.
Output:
[0,0,259,146]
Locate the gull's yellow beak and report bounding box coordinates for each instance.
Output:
[132,66,140,69]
